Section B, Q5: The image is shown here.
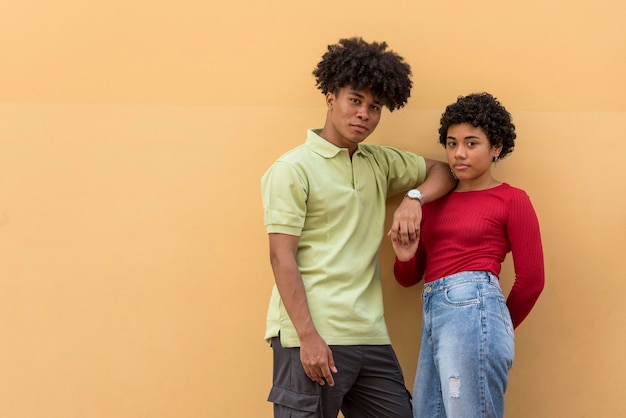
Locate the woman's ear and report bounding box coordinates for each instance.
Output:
[494,143,503,157]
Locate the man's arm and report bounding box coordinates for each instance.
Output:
[268,233,338,386]
[389,159,456,246]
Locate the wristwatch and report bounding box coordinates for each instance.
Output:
[406,189,424,205]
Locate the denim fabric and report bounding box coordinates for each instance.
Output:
[413,271,515,418]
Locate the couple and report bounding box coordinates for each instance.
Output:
[261,37,545,418]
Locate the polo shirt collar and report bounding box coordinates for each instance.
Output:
[306,129,366,158]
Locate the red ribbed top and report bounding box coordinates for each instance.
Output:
[394,183,544,328]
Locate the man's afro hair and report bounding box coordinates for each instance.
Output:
[312,37,412,112]
[439,92,516,160]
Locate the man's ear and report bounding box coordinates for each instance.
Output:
[326,92,335,110]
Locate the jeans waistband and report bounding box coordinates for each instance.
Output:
[423,271,499,294]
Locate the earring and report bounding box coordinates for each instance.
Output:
[450,167,457,180]
[493,154,499,165]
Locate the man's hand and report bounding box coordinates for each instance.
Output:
[299,333,338,386]
[388,197,423,247]
[269,234,338,385]
[389,228,419,261]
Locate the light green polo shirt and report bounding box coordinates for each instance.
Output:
[262,129,426,347]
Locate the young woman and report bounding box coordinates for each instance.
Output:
[391,93,545,418]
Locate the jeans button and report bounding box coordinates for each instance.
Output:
[425,286,432,293]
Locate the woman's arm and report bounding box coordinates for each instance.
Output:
[392,245,426,288]
[506,192,545,328]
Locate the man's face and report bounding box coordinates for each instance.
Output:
[322,86,382,153]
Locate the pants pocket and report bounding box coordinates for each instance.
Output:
[268,385,320,414]
[444,282,480,306]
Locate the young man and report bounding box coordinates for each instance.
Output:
[262,37,456,417]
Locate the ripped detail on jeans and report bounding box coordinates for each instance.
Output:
[449,376,461,398]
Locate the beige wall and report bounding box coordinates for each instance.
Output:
[0,1,624,417]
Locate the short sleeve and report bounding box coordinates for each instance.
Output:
[378,146,427,197]
[261,161,308,236]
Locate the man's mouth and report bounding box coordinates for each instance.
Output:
[351,124,368,133]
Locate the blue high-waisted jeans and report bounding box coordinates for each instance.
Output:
[413,271,515,418]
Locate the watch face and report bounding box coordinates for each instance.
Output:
[408,190,422,199]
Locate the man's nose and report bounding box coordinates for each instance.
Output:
[356,106,370,120]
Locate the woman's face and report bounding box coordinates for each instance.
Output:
[445,123,502,188]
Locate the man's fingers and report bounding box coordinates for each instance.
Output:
[322,369,335,387]
[304,368,326,385]
[303,362,338,387]
[307,370,332,386]
[300,339,338,386]
[409,228,420,245]
[397,226,417,246]
[324,351,337,386]
[397,228,420,247]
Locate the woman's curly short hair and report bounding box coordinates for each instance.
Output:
[439,93,516,159]
[312,37,412,112]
